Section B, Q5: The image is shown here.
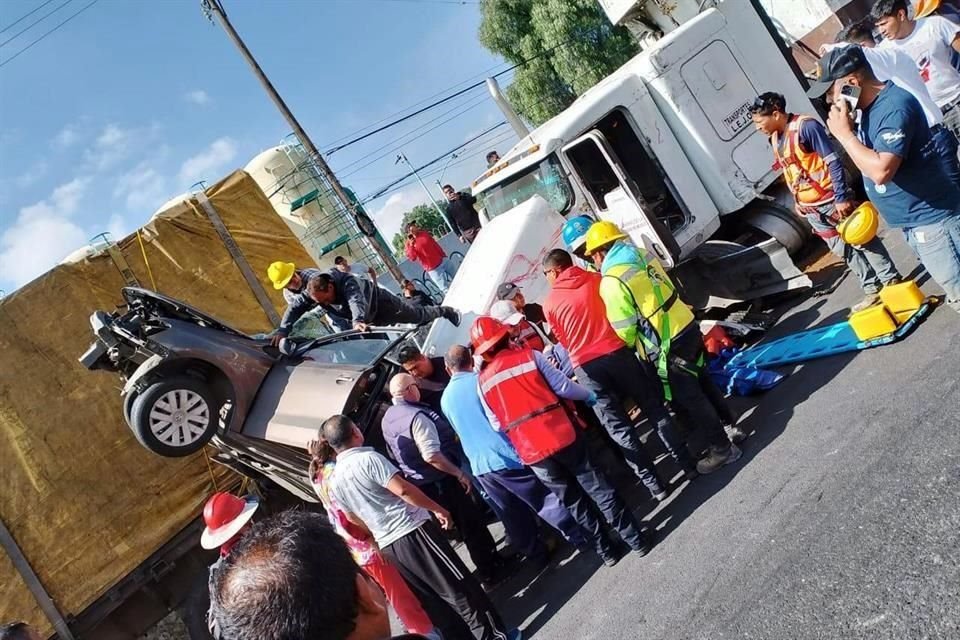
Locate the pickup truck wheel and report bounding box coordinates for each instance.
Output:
[129,377,218,457]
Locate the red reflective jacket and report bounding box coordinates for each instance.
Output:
[479,348,576,464]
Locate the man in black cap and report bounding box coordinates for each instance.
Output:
[496,282,547,332]
[813,45,960,312]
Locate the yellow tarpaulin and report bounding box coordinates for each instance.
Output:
[0,171,316,634]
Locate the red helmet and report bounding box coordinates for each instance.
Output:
[470,316,509,356]
[200,492,259,549]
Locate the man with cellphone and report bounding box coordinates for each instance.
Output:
[814,46,960,312]
[750,91,902,311]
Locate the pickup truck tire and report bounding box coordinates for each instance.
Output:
[129,376,218,457]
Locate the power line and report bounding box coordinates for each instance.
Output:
[320,60,510,148]
[0,0,73,49]
[0,0,97,68]
[338,93,491,178]
[0,0,58,35]
[324,39,570,155]
[361,121,506,202]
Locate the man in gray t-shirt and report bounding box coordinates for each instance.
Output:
[322,415,514,640]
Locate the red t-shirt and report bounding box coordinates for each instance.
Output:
[543,266,625,368]
[404,231,446,271]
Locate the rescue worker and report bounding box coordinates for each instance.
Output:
[381,373,511,588]
[496,282,548,333]
[441,344,589,574]
[584,221,744,475]
[472,316,654,566]
[303,271,460,333]
[267,261,339,342]
[201,492,261,639]
[543,248,695,492]
[490,299,573,377]
[749,92,902,311]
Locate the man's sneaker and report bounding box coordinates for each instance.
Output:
[683,468,700,482]
[696,444,743,475]
[653,489,669,502]
[441,306,461,326]
[507,629,524,640]
[883,277,903,288]
[724,423,748,444]
[599,544,626,567]
[630,531,656,557]
[851,293,881,313]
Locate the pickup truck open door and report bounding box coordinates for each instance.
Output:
[562,130,681,267]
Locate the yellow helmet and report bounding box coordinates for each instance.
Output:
[837,202,880,246]
[915,0,941,18]
[584,220,628,256]
[267,261,296,290]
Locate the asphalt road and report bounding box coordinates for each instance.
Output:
[481,230,960,640]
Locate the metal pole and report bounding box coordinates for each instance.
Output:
[487,77,529,138]
[396,153,455,233]
[0,517,77,640]
[202,0,406,284]
[434,153,458,195]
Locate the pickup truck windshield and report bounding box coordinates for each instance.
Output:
[477,155,573,219]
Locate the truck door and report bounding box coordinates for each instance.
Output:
[562,130,681,268]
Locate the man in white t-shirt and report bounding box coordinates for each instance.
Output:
[829,18,960,185]
[872,0,960,137]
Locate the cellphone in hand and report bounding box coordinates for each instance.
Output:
[838,84,861,114]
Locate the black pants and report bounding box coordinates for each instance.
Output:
[578,347,695,480]
[421,476,500,578]
[372,287,446,326]
[382,521,508,640]
[666,327,730,453]
[529,435,646,554]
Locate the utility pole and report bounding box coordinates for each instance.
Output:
[396,152,455,234]
[201,0,405,283]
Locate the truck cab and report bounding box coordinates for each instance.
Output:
[473,2,818,306]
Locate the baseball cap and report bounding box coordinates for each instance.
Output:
[496,282,520,301]
[807,45,869,98]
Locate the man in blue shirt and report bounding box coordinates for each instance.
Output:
[440,345,587,571]
[812,45,960,312]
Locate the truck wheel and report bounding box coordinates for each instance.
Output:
[741,202,811,256]
[129,376,219,457]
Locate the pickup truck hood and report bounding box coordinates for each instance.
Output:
[423,195,566,356]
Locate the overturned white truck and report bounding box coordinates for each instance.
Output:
[428,0,868,356]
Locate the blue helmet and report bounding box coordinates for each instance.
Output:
[561,216,593,252]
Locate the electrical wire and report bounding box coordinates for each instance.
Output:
[0,0,97,68]
[324,40,569,154]
[0,0,58,35]
[0,0,73,49]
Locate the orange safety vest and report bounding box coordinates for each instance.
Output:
[772,115,835,206]
[478,348,577,465]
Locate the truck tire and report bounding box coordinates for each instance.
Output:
[129,376,219,457]
[741,202,811,256]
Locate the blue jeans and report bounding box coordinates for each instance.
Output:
[928,121,960,190]
[426,257,457,293]
[905,214,960,312]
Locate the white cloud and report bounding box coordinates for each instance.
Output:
[113,163,168,211]
[15,162,48,188]
[178,137,238,185]
[371,187,429,241]
[0,177,92,288]
[184,89,211,105]
[52,125,80,149]
[84,123,134,171]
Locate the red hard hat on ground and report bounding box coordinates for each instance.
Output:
[200,492,260,549]
[471,316,510,356]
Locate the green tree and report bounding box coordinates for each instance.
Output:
[479,0,639,126]
[391,203,449,256]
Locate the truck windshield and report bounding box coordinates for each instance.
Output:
[477,155,572,219]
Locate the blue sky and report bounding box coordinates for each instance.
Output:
[0,0,519,293]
